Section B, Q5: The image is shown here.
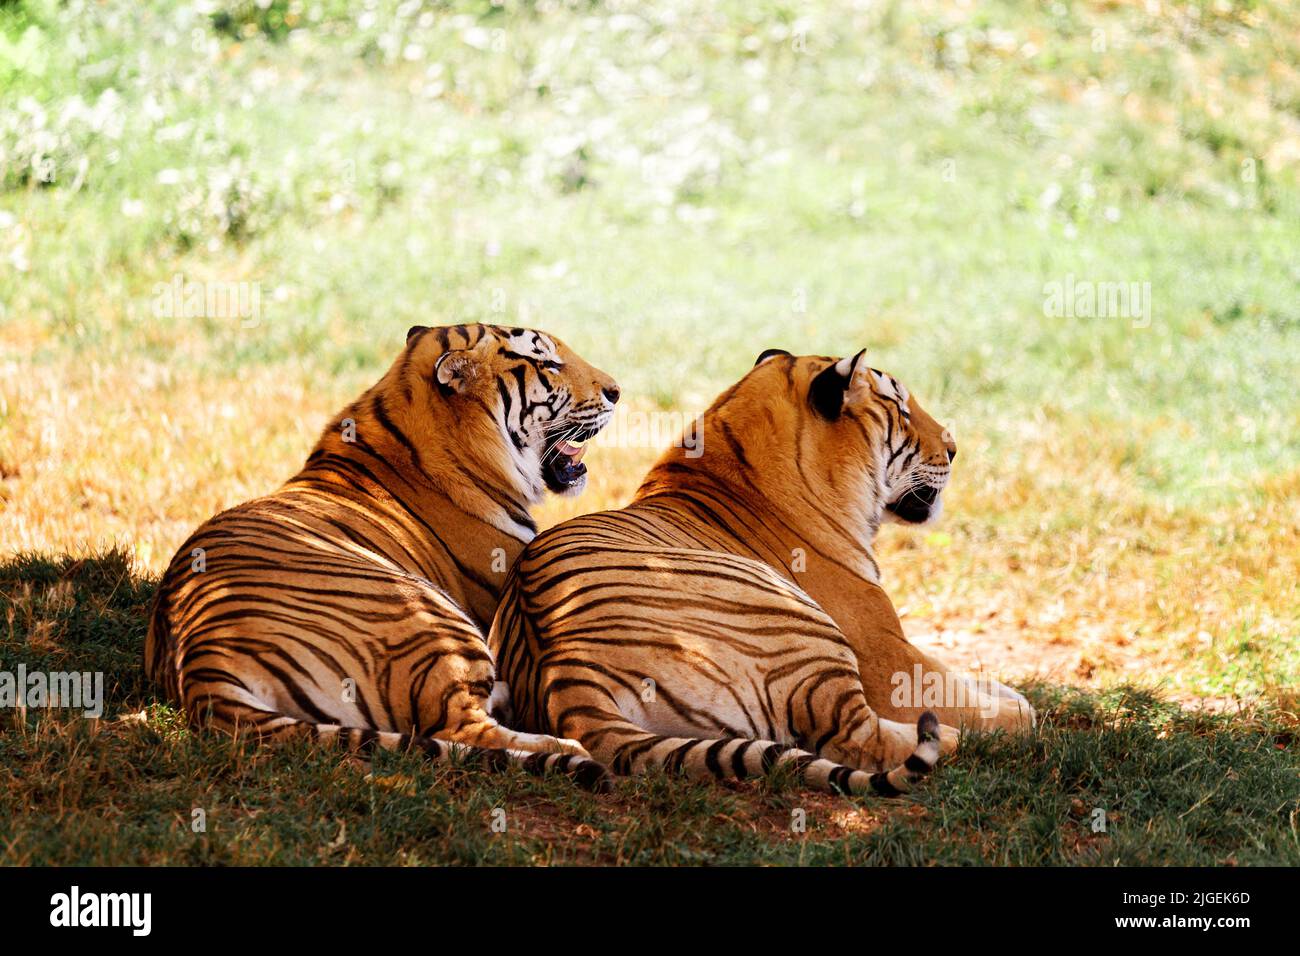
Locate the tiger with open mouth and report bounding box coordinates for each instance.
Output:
[145,323,620,790]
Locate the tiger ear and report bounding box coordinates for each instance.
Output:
[434,349,475,397]
[407,325,430,344]
[754,348,791,366]
[809,349,867,421]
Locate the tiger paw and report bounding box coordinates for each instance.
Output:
[554,737,594,758]
[978,697,1036,733]
[938,723,959,756]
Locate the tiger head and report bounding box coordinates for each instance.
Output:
[401,324,620,501]
[671,348,955,541]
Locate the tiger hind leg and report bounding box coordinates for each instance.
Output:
[788,678,961,773]
[192,695,613,793]
[430,693,591,758]
[487,681,514,723]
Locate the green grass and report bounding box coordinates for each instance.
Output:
[1,551,1295,866]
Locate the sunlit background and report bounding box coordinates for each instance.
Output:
[2,0,1297,706]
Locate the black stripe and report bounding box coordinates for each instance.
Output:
[904,754,932,774]
[759,743,789,773]
[870,772,902,797]
[370,394,424,473]
[827,765,856,794]
[703,738,729,778]
[732,741,756,780]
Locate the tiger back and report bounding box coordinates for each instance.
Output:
[146,323,621,790]
[490,347,1034,797]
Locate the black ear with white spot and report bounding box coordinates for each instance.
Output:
[754,348,791,366]
[809,349,866,421]
[407,325,430,344]
[434,349,475,397]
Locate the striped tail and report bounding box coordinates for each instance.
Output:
[325,724,614,793]
[602,711,944,797]
[204,705,613,793]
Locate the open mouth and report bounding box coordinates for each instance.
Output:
[542,424,602,493]
[885,484,938,524]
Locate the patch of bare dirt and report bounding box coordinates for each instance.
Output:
[902,620,1258,713]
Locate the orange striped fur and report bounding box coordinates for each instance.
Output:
[490,349,1034,797]
[146,323,620,790]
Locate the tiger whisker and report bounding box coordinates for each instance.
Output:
[541,421,583,459]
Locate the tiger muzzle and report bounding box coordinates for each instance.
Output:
[885,483,938,524]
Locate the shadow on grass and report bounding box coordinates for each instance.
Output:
[0,550,1296,865]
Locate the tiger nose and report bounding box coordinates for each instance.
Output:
[602,384,621,405]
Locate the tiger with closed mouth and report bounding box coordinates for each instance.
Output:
[146,323,620,790]
[489,347,1034,797]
